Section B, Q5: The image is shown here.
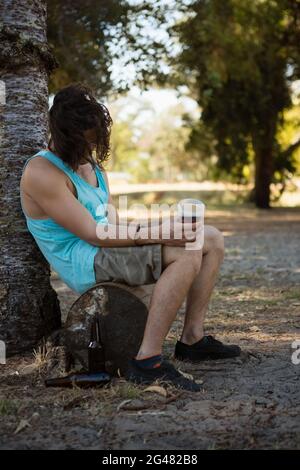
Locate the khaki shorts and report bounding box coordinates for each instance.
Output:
[93,244,162,287]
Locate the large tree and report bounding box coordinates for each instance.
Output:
[0,0,134,355]
[0,0,61,354]
[171,0,300,208]
[47,0,131,95]
[125,0,300,207]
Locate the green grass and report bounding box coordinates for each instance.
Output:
[280,288,300,301]
[0,399,18,416]
[117,383,143,400]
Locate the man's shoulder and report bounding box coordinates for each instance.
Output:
[21,154,67,191]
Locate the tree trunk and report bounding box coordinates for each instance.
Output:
[0,0,61,355]
[254,147,273,209]
[64,283,149,376]
[252,117,277,209]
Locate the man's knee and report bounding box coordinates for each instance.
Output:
[204,226,225,259]
[162,245,202,272]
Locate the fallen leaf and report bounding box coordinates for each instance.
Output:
[249,326,260,332]
[14,419,30,434]
[19,364,39,375]
[143,385,167,397]
[117,399,154,411]
[117,399,132,412]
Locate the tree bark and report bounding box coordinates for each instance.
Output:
[254,147,273,209]
[252,116,277,209]
[64,283,149,376]
[0,0,61,355]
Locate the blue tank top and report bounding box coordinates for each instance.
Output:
[21,149,109,293]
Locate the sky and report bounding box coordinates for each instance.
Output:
[107,86,199,127]
[104,0,194,124]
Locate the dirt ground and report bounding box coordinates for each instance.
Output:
[0,207,299,450]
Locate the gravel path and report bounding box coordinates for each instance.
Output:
[0,208,299,449]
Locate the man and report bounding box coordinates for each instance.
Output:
[20,84,240,392]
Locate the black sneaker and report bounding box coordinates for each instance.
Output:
[124,358,201,392]
[174,335,241,362]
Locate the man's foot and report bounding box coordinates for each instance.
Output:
[174,335,241,362]
[124,356,201,392]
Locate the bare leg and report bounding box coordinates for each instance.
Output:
[135,247,202,359]
[180,226,224,345]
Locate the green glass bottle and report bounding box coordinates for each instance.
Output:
[88,317,107,373]
[45,318,111,388]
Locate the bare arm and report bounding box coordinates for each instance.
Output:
[99,171,199,247]
[23,162,197,248]
[23,163,160,247]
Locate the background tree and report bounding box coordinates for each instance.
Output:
[126,0,300,207]
[171,0,300,208]
[109,119,140,174]
[0,0,60,354]
[47,0,130,96]
[138,104,193,182]
[109,100,202,182]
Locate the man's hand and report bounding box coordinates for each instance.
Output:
[160,218,202,247]
[133,216,203,248]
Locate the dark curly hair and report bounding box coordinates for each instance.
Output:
[49,84,113,170]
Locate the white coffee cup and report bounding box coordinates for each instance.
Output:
[177,198,205,224]
[177,199,205,250]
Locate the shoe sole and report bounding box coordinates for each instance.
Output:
[174,352,241,362]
